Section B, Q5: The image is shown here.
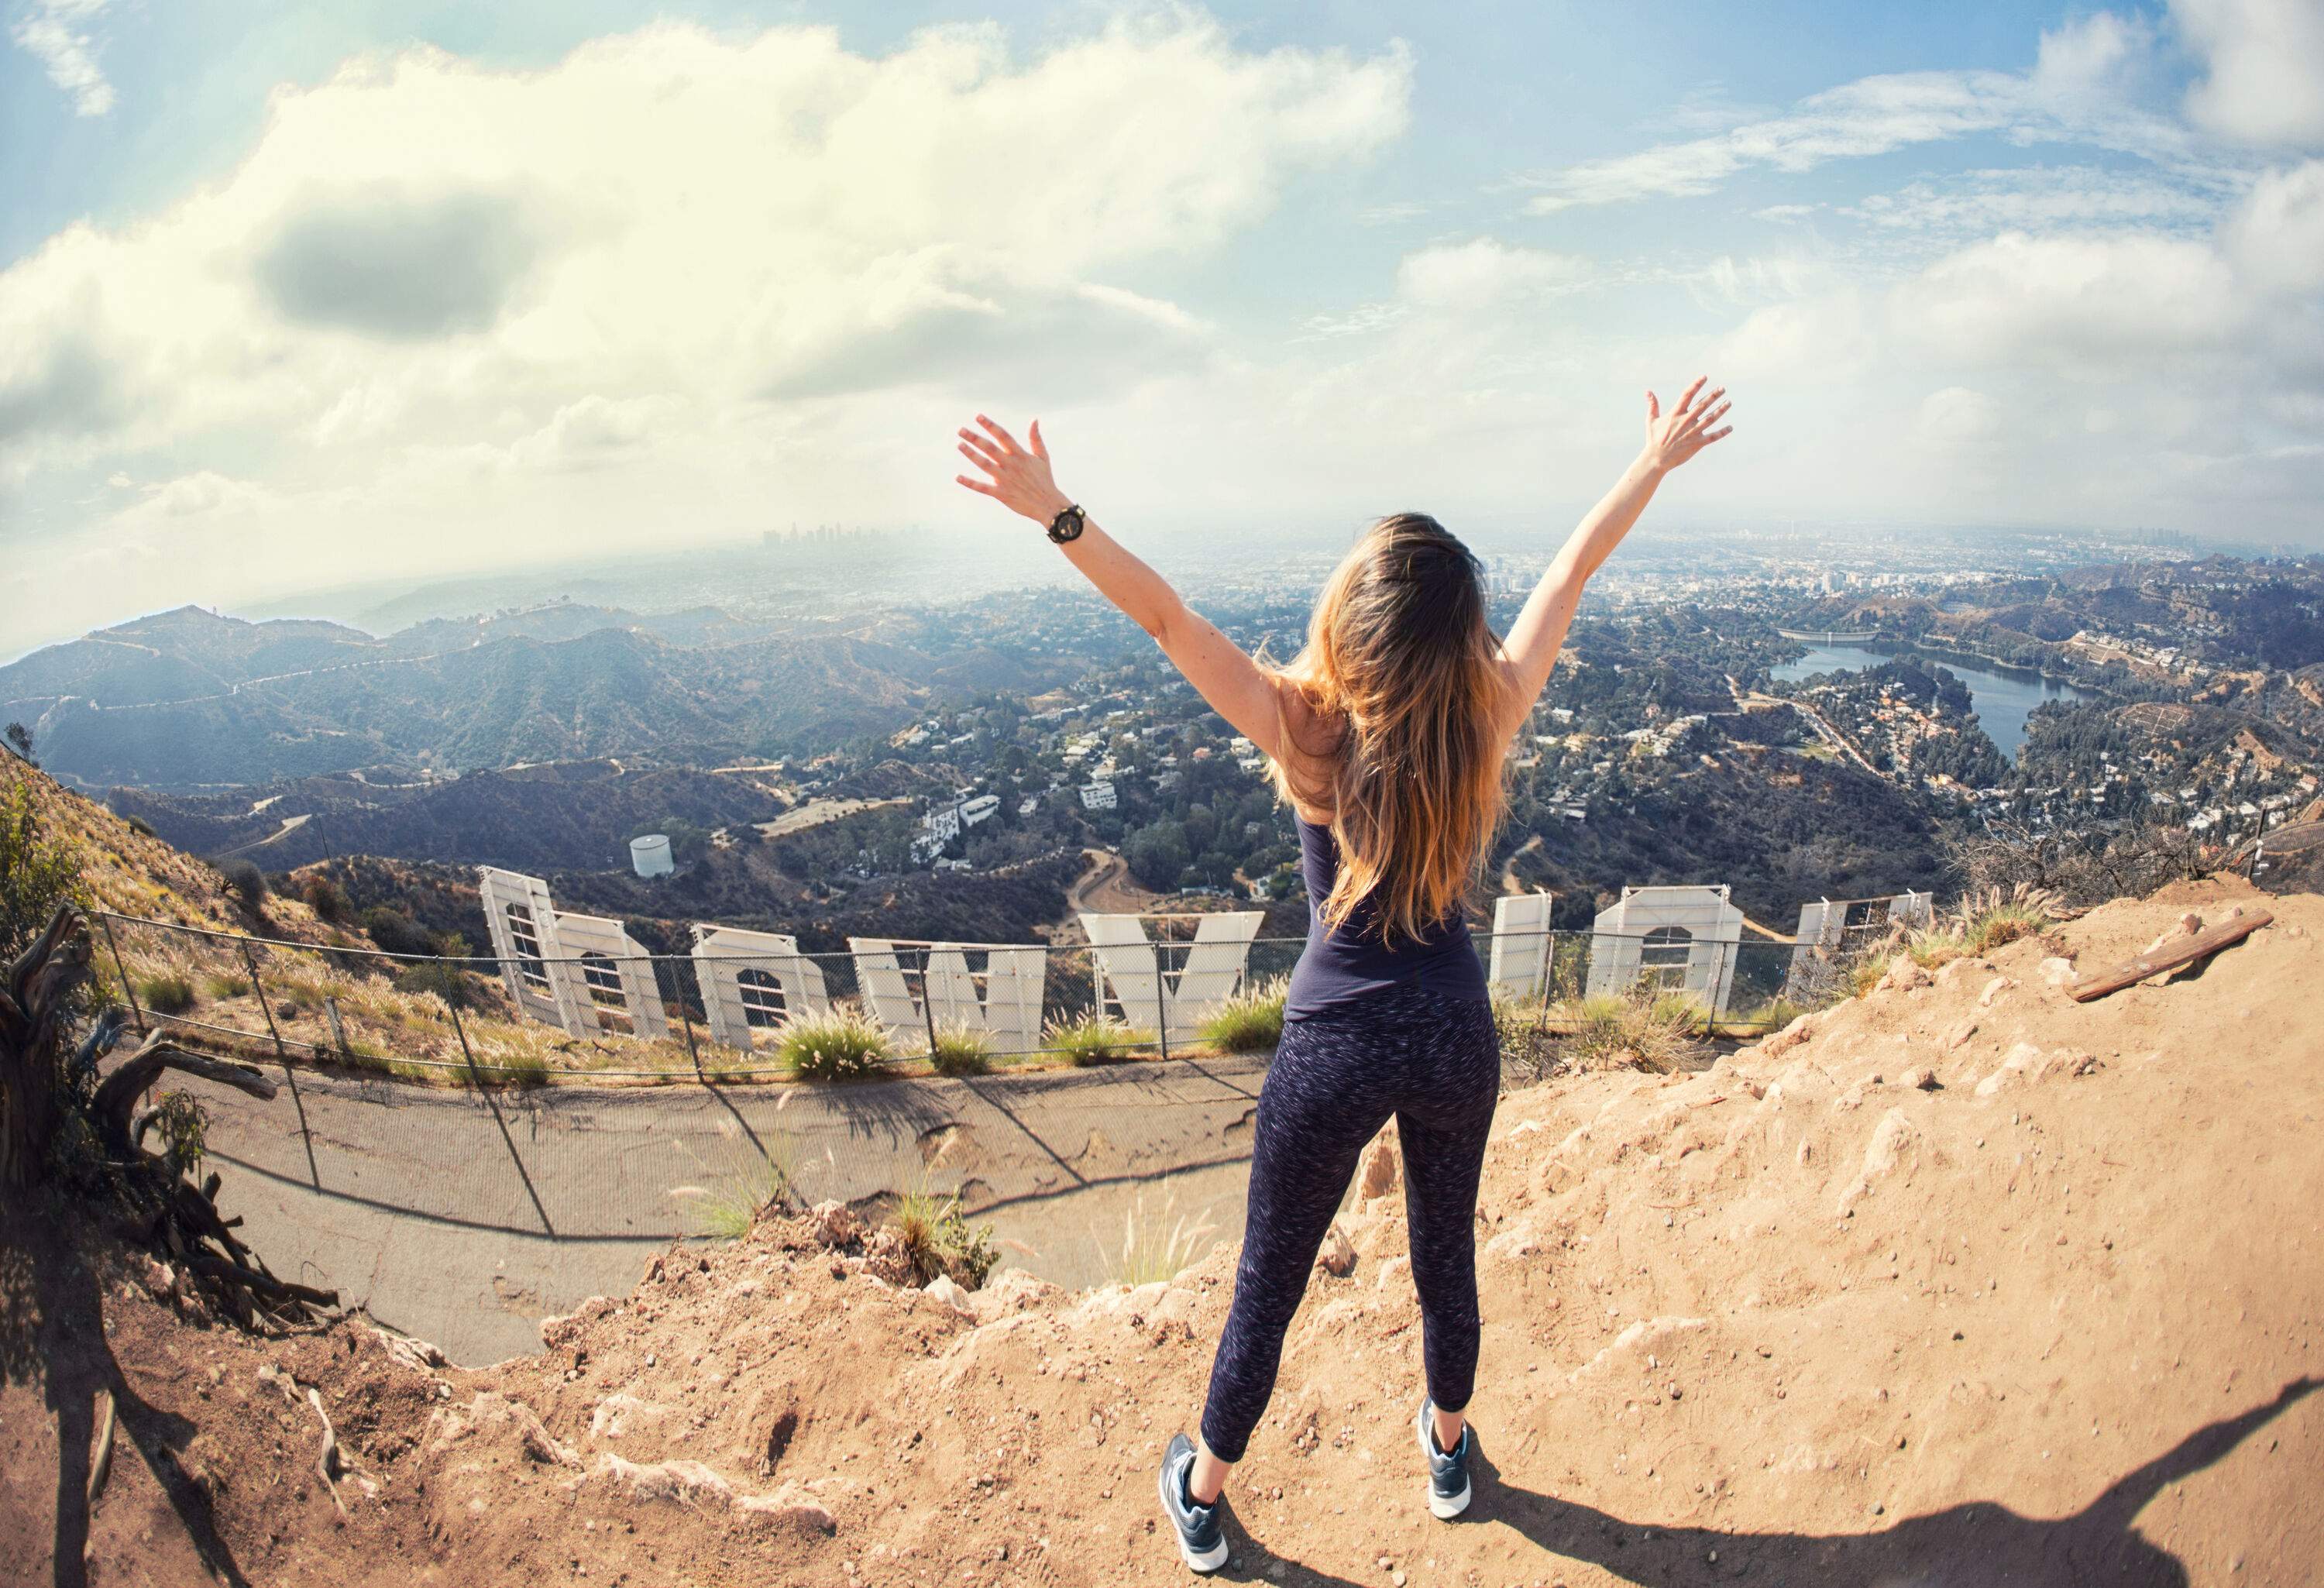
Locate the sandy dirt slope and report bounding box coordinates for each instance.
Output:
[5,878,2319,1586]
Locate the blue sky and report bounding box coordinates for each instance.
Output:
[4,0,2321,653]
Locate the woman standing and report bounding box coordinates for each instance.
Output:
[954,379,1733,1571]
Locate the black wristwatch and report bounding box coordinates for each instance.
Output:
[1047,504,1086,545]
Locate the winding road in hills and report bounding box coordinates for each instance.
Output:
[177,1051,1272,1366]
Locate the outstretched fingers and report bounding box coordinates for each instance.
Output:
[1028,418,1048,460]
[955,474,999,496]
[1673,376,1707,414]
[975,414,1024,455]
[1646,389,1661,422]
[1687,397,1731,434]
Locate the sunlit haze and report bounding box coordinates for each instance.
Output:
[5,0,2323,656]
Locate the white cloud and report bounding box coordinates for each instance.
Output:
[0,15,1411,643]
[1844,166,2223,238]
[2174,0,2324,147]
[1394,239,1591,307]
[2223,158,2324,294]
[12,0,115,116]
[1703,159,2324,530]
[7,5,2322,655]
[1917,385,2004,447]
[1522,12,2177,213]
[1892,229,2247,370]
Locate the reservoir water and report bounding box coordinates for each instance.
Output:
[1772,641,2096,759]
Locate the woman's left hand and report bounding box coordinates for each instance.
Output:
[956,415,1071,526]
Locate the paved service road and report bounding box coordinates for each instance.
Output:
[181,1054,1271,1365]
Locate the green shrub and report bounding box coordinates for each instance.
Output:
[1896,885,2058,976]
[136,971,196,1016]
[1045,1012,1152,1067]
[1647,988,1710,1030]
[889,1186,997,1287]
[123,814,157,839]
[1745,995,1811,1032]
[1098,1192,1217,1287]
[778,1011,892,1081]
[362,906,438,959]
[926,1023,993,1077]
[215,858,266,910]
[1491,992,1559,1084]
[1198,976,1286,1053]
[148,1091,208,1178]
[1549,991,1708,1074]
[683,1141,800,1238]
[493,1050,550,1088]
[2,781,85,965]
[394,961,480,1010]
[202,972,252,1001]
[301,875,350,923]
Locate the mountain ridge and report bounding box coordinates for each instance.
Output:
[3,602,1057,789]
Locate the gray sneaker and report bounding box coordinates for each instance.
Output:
[1157,1432,1229,1573]
[1415,1399,1473,1519]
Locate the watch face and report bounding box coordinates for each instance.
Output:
[1050,507,1084,542]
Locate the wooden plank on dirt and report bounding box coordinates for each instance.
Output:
[2066,909,2272,1002]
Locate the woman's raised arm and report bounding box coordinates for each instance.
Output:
[1494,377,1734,737]
[954,414,1292,760]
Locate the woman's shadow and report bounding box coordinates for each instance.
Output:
[1219,1377,2315,1586]
[1459,1377,2316,1587]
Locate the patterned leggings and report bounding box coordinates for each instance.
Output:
[1198,985,1501,1463]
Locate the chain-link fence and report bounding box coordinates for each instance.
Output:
[88,907,1821,1088]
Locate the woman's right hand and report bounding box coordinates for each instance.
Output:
[1641,377,1733,474]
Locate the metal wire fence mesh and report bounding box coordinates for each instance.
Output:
[90,908,1829,1087]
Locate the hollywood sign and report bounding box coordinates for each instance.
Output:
[475,867,1931,1049]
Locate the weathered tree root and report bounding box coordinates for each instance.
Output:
[4,908,338,1332]
[306,1387,349,1519]
[86,1389,116,1507]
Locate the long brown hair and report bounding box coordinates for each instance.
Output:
[1269,513,1510,946]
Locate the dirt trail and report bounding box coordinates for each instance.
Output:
[1066,847,1157,918]
[1500,833,1542,895]
[5,878,2320,1586]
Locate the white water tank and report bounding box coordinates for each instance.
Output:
[630,833,674,878]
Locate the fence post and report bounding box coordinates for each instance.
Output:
[96,912,145,1030]
[919,946,941,1059]
[446,988,490,1088]
[1156,937,1171,1062]
[671,959,706,1082]
[1535,929,1554,1043]
[241,937,290,1061]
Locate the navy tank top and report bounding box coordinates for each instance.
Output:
[1283,816,1487,1021]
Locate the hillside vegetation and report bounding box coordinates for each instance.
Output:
[1504,742,1948,926]
[113,761,794,874]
